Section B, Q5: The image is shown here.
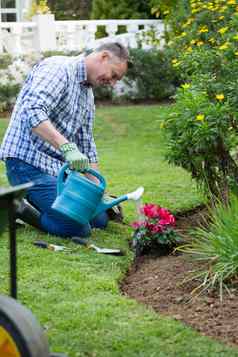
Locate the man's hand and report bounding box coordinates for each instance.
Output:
[60,142,89,171]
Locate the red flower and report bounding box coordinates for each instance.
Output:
[150,223,163,234]
[141,203,160,218]
[131,220,145,229]
[131,202,178,250]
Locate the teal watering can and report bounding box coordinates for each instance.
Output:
[52,163,144,225]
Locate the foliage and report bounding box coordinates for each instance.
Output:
[161,0,238,201]
[131,203,180,255]
[178,195,238,300]
[91,0,153,38]
[91,0,152,20]
[0,57,34,112]
[149,0,190,41]
[27,0,51,19]
[123,47,179,101]
[0,54,13,70]
[164,85,238,199]
[47,0,92,20]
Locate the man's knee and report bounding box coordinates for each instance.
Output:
[40,212,91,238]
[91,211,109,230]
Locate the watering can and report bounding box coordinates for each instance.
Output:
[52,163,144,225]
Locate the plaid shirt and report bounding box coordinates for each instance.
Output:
[0,55,97,177]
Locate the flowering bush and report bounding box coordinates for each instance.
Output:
[155,0,238,201]
[0,53,41,112]
[131,203,180,255]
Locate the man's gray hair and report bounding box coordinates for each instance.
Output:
[95,42,130,63]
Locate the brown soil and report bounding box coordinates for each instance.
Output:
[121,206,238,347]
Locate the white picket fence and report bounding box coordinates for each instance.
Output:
[0,14,165,55]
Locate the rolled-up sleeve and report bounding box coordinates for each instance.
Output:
[22,62,67,128]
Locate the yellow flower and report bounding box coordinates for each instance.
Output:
[190,39,196,45]
[198,26,209,33]
[219,5,228,12]
[216,94,225,101]
[191,8,200,14]
[182,18,193,28]
[218,27,229,34]
[172,59,182,67]
[172,61,181,68]
[218,16,225,20]
[185,46,193,53]
[219,42,229,50]
[233,34,238,40]
[181,83,191,89]
[196,114,205,121]
[197,41,204,46]
[235,51,238,56]
[209,38,215,43]
[228,0,236,5]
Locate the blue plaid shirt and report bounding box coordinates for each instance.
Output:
[0,55,97,176]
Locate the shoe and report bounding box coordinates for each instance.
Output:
[15,199,42,230]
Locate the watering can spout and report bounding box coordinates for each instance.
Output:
[93,195,127,217]
[93,187,144,217]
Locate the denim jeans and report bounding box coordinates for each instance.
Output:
[5,158,108,238]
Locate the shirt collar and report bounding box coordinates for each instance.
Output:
[77,56,91,87]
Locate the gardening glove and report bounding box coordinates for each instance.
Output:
[60,142,89,172]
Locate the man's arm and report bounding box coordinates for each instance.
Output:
[32,120,68,149]
[33,120,99,182]
[32,120,89,171]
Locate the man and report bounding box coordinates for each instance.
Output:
[0,42,129,238]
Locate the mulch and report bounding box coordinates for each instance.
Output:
[121,206,238,347]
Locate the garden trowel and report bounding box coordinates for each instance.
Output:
[72,237,124,256]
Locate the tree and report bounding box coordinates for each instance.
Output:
[91,0,152,20]
[47,0,92,20]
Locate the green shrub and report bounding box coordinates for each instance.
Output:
[0,54,13,70]
[164,85,238,198]
[47,0,92,20]
[124,47,179,101]
[91,0,152,20]
[0,54,41,111]
[160,0,238,200]
[178,195,238,300]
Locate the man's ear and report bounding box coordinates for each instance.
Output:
[100,50,110,62]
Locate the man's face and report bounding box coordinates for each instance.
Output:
[88,51,128,87]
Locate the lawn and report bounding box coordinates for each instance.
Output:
[1,105,238,356]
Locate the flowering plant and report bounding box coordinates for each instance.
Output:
[131,203,180,255]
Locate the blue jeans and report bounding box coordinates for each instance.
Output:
[5,158,108,238]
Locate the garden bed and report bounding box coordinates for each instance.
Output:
[121,207,238,347]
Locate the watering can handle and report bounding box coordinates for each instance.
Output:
[57,164,106,196]
[84,168,106,190]
[57,163,69,196]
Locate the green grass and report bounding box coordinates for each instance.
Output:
[1,105,238,356]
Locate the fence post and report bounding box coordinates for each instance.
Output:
[33,14,56,52]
